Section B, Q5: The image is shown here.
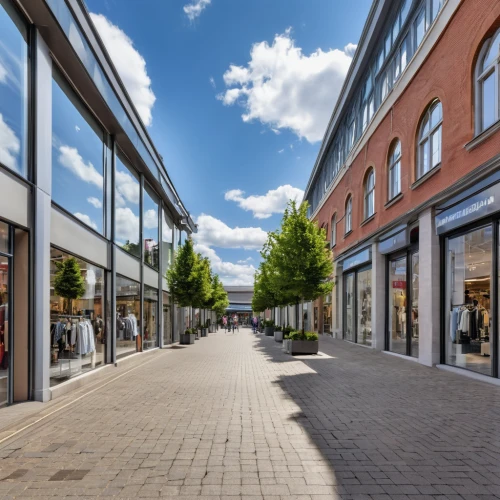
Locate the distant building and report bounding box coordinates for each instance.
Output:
[224,286,254,318]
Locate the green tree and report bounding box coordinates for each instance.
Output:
[210,274,229,318]
[192,256,213,327]
[166,238,202,331]
[53,257,86,314]
[266,200,334,332]
[252,260,280,314]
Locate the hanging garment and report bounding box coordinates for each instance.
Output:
[469,309,478,340]
[459,310,469,333]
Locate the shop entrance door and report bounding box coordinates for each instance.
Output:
[0,255,10,407]
[344,273,355,341]
[387,250,419,357]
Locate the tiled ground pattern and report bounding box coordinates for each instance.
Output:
[0,330,499,499]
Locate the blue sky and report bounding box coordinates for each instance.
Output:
[82,0,372,284]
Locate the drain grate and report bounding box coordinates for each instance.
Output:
[2,469,28,480]
[49,470,90,481]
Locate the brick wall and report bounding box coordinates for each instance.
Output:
[314,0,500,259]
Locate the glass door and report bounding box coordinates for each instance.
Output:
[344,273,355,341]
[0,255,10,407]
[388,256,407,354]
[410,252,419,357]
[163,292,172,345]
[357,268,372,345]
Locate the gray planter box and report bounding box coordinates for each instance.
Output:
[201,328,208,337]
[274,331,283,342]
[180,334,195,345]
[264,326,274,336]
[283,339,318,355]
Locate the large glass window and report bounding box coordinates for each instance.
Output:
[357,268,372,346]
[49,248,106,385]
[0,253,9,406]
[344,273,355,342]
[331,214,337,248]
[389,256,408,355]
[162,209,174,282]
[364,169,375,219]
[163,291,172,345]
[116,275,140,359]
[115,153,140,258]
[52,73,105,233]
[0,1,28,178]
[143,285,158,349]
[411,252,419,358]
[417,100,442,179]
[445,226,492,376]
[476,30,500,133]
[144,184,159,269]
[388,140,402,200]
[345,196,352,234]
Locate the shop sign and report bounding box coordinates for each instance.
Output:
[392,280,406,289]
[343,248,371,271]
[379,228,408,254]
[436,183,500,235]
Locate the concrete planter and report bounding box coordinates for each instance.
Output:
[180,334,195,345]
[264,326,274,336]
[283,339,318,355]
[201,328,208,337]
[274,331,283,342]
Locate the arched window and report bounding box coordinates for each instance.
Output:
[345,196,353,234]
[331,213,337,247]
[388,140,401,200]
[417,100,442,179]
[364,169,375,219]
[476,29,500,133]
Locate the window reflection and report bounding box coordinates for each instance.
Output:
[144,285,158,349]
[162,209,174,279]
[116,275,140,359]
[144,184,159,270]
[115,153,140,258]
[0,2,28,178]
[52,73,104,233]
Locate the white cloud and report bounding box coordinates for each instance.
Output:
[344,43,357,57]
[225,184,304,219]
[74,212,98,231]
[115,207,139,243]
[237,257,253,264]
[278,149,284,153]
[0,113,20,170]
[58,145,103,188]
[90,13,156,127]
[87,197,102,209]
[194,214,267,250]
[194,243,256,286]
[115,168,140,205]
[75,125,80,132]
[271,128,281,135]
[218,29,354,142]
[209,76,216,89]
[183,0,211,22]
[0,62,7,84]
[144,208,158,229]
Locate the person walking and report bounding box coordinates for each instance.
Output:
[222,315,228,333]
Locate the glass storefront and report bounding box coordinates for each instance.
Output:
[49,248,106,385]
[445,225,492,376]
[163,292,172,345]
[0,1,28,178]
[143,285,158,349]
[323,294,332,334]
[0,252,9,406]
[143,184,159,270]
[344,266,372,345]
[116,275,140,359]
[388,252,419,357]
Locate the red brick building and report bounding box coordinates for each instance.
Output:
[303,0,500,382]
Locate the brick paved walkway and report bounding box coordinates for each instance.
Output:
[0,329,500,499]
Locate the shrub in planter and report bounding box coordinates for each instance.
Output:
[274,326,283,343]
[181,328,196,345]
[285,330,319,354]
[264,319,275,336]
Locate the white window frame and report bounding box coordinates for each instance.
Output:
[417,100,442,180]
[388,140,402,200]
[364,170,375,220]
[331,214,337,248]
[345,197,352,234]
[475,29,500,135]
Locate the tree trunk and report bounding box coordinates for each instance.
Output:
[301,298,305,335]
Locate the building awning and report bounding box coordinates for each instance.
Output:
[226,304,253,312]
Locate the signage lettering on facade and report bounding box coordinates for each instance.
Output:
[436,183,500,234]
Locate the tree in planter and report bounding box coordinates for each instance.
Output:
[210,274,229,320]
[166,238,199,327]
[192,256,212,329]
[252,259,281,316]
[53,257,86,314]
[267,200,334,334]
